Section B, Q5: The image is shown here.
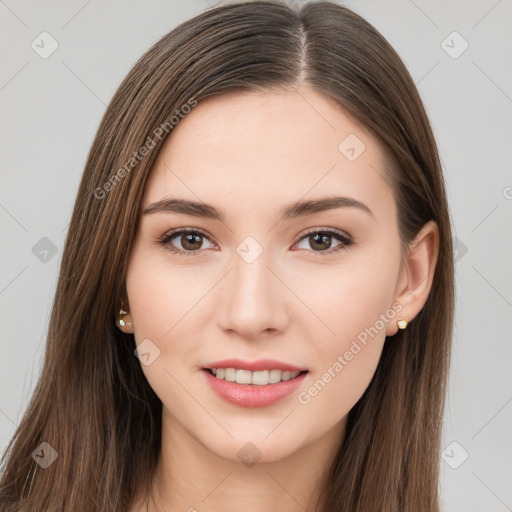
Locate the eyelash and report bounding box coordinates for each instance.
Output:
[157,227,353,257]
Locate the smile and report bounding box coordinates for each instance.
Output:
[206,368,305,385]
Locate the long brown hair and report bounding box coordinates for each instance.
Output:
[0,1,454,510]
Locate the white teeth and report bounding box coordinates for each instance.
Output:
[236,369,252,384]
[209,368,301,385]
[225,368,236,382]
[268,369,282,383]
[252,370,269,385]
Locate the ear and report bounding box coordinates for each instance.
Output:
[116,296,135,334]
[386,220,439,336]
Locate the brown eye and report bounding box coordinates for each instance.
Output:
[158,227,352,257]
[294,229,352,255]
[178,232,203,251]
[309,233,334,251]
[158,229,215,256]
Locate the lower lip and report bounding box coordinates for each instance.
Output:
[202,369,308,408]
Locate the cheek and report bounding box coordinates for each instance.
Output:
[290,255,398,414]
[286,248,398,349]
[294,285,390,425]
[124,245,213,397]
[124,259,201,419]
[126,241,210,340]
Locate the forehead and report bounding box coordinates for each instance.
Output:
[143,87,395,222]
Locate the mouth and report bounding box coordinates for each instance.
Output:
[202,367,309,386]
[201,366,309,408]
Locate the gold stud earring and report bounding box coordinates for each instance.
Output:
[119,308,128,325]
[397,319,408,330]
[118,304,133,328]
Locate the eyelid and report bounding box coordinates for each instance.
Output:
[295,226,352,245]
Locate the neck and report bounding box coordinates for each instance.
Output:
[140,407,346,512]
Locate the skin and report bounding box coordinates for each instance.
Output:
[120,84,439,512]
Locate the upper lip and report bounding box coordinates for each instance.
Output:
[204,358,308,372]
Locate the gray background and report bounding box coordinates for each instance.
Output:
[1,0,511,510]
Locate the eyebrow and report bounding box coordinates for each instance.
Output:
[143,196,373,221]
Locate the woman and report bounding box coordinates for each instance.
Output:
[0,1,454,511]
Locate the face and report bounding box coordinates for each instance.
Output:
[124,86,405,463]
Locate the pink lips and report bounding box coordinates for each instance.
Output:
[201,359,309,408]
[202,370,307,408]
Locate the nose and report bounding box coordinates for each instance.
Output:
[216,245,288,340]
